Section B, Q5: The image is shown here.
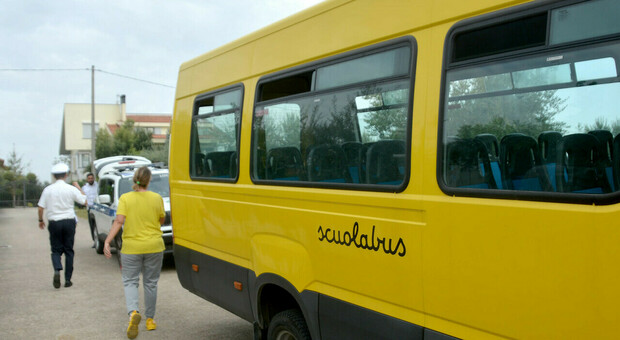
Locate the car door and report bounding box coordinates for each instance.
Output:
[93,177,116,235]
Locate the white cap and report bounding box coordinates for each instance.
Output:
[51,163,69,174]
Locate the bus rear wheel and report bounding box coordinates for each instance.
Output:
[267,309,310,340]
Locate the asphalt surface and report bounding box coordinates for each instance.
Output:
[0,207,253,340]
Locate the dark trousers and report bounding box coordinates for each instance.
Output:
[48,219,76,281]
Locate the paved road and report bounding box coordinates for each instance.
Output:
[0,207,253,340]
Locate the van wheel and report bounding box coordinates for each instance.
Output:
[93,225,105,254]
[267,309,310,340]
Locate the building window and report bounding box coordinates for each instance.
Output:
[82,123,100,139]
[79,153,91,168]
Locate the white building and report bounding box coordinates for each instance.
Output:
[59,95,171,181]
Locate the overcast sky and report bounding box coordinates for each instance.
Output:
[0,0,323,183]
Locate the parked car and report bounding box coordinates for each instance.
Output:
[88,156,173,260]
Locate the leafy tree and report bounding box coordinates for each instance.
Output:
[134,127,153,151]
[446,79,568,139]
[3,147,28,207]
[578,117,620,136]
[95,119,155,159]
[95,129,115,158]
[139,137,170,165]
[113,120,138,155]
[25,172,43,206]
[360,87,408,141]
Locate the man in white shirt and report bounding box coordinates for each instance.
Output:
[38,163,87,289]
[82,172,98,248]
[82,172,98,209]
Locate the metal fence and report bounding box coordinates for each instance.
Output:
[0,183,43,208]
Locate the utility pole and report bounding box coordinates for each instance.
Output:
[91,65,96,175]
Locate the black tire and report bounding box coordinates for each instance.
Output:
[267,309,310,340]
[93,224,105,254]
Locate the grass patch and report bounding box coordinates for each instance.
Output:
[75,207,88,220]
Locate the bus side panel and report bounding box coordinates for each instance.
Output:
[318,295,425,340]
[168,96,193,182]
[174,244,254,323]
[424,200,620,339]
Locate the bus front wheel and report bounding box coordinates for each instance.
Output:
[267,309,310,340]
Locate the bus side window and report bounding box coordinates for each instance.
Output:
[189,86,243,181]
[252,41,413,190]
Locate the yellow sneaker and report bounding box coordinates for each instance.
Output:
[127,311,141,339]
[146,318,157,331]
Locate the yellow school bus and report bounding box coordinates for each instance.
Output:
[169,0,620,338]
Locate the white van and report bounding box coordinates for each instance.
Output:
[88,157,172,258]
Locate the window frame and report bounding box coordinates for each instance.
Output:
[250,37,417,192]
[437,0,620,205]
[189,83,244,183]
[79,152,91,168]
[82,122,99,139]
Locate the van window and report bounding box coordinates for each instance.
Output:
[98,179,115,204]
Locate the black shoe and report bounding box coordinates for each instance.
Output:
[64,280,72,288]
[53,271,60,289]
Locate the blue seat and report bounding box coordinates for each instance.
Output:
[307,144,351,183]
[358,142,374,184]
[499,134,551,191]
[555,133,610,193]
[365,140,406,185]
[475,134,502,189]
[341,142,363,183]
[589,130,614,192]
[613,134,620,192]
[229,151,238,178]
[265,147,304,181]
[445,138,496,189]
[193,152,206,177]
[205,151,235,178]
[538,131,563,191]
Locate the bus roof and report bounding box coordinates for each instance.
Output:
[175,0,527,99]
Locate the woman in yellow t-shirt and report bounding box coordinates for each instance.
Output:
[104,166,165,339]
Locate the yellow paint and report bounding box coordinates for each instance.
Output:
[170,0,620,338]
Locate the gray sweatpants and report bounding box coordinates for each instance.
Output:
[121,252,164,319]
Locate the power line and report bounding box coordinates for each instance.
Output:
[0,67,175,89]
[96,69,175,89]
[0,68,89,71]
